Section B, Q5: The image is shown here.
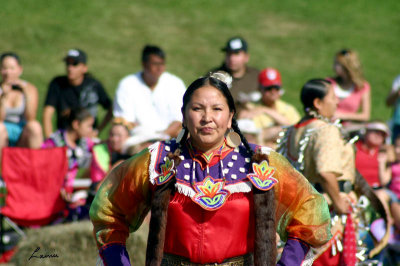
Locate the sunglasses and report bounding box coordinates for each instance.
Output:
[260,86,280,92]
[66,60,80,66]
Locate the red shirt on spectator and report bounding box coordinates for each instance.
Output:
[355,140,380,188]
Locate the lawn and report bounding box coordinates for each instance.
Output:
[1,0,399,132]
[9,220,148,265]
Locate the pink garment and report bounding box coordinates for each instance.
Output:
[390,162,400,198]
[327,78,370,113]
[41,131,95,193]
[90,160,107,183]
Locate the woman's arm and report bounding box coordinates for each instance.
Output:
[270,151,332,242]
[13,80,39,121]
[378,151,391,186]
[335,88,370,121]
[269,152,331,264]
[0,92,7,121]
[319,171,350,214]
[90,149,152,265]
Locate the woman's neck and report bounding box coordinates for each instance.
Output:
[336,76,354,90]
[189,138,225,155]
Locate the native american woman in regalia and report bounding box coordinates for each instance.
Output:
[90,72,333,266]
[277,79,390,265]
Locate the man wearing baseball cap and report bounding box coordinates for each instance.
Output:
[209,36,259,102]
[43,49,113,138]
[238,67,300,148]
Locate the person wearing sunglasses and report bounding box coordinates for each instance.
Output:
[42,49,113,138]
[238,68,300,148]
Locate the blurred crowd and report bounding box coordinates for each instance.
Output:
[1,36,400,262]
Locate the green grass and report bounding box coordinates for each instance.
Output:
[1,0,400,128]
[10,220,148,266]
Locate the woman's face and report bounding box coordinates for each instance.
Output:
[184,85,233,153]
[75,116,94,138]
[1,56,23,83]
[109,124,130,153]
[333,59,349,80]
[315,84,338,118]
[365,130,386,148]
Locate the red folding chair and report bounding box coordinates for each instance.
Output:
[0,147,68,255]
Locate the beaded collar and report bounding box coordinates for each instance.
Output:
[148,139,276,211]
[187,139,233,170]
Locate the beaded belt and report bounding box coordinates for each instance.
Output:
[161,253,253,266]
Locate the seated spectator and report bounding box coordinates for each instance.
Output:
[327,49,371,132]
[355,121,391,189]
[237,118,262,145]
[42,108,96,218]
[355,121,400,227]
[90,117,132,187]
[113,45,185,146]
[238,68,300,148]
[42,49,112,138]
[209,36,260,103]
[0,52,43,161]
[386,74,400,143]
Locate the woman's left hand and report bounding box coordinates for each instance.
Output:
[11,79,28,92]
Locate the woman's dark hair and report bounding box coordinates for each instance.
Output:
[300,78,332,111]
[181,75,236,115]
[141,45,165,63]
[1,52,21,65]
[66,108,93,129]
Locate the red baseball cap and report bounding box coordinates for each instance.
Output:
[258,68,282,88]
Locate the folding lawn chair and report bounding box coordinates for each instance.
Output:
[0,147,68,255]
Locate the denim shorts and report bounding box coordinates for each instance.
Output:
[4,120,26,146]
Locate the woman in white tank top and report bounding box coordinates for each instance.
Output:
[0,52,43,162]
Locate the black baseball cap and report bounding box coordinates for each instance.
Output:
[221,37,248,53]
[64,49,87,64]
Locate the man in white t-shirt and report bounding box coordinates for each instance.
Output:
[113,45,186,148]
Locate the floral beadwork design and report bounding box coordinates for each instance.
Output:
[192,176,230,211]
[155,157,176,185]
[247,160,278,191]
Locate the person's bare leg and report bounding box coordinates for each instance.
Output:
[18,120,43,148]
[0,122,9,172]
